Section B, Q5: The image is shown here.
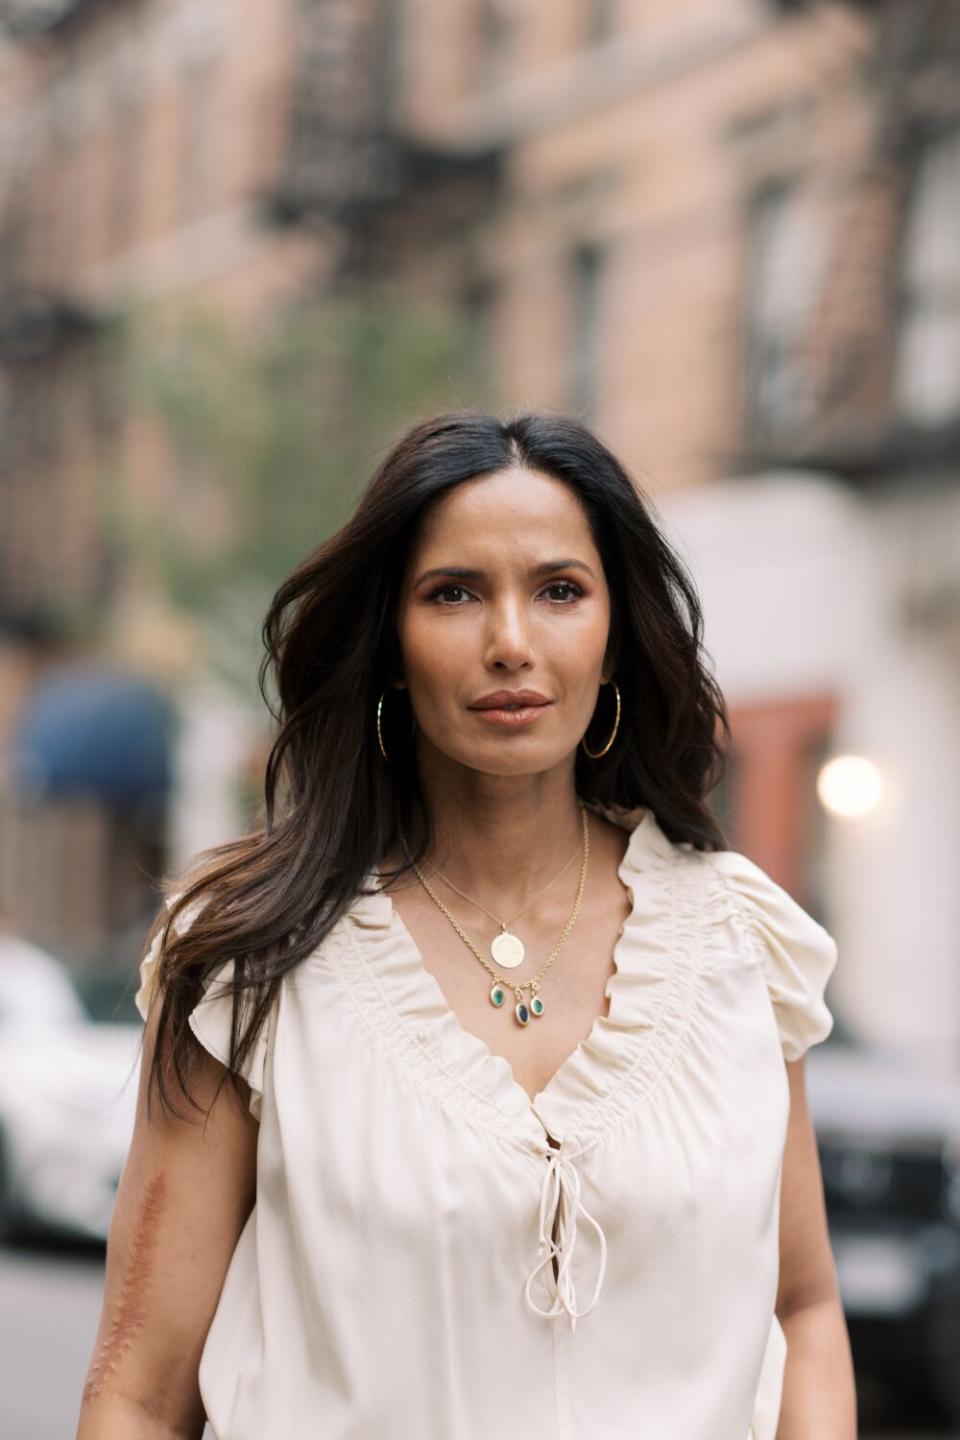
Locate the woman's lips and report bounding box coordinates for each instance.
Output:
[469,703,552,728]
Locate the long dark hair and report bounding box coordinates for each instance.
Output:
[142,408,730,1120]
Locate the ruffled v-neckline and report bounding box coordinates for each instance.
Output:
[341,801,702,1149]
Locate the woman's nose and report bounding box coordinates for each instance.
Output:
[483,598,534,669]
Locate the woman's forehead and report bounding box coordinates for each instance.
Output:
[413,469,593,544]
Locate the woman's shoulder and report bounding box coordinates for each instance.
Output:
[700,846,838,1060]
[584,803,839,1060]
[582,798,692,874]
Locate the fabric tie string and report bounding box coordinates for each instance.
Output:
[523,1148,608,1331]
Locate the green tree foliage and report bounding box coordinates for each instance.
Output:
[101,282,493,701]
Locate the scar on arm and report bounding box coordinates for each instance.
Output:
[83,1170,168,1403]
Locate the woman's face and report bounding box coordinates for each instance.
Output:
[393,467,613,779]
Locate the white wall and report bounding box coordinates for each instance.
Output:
[652,471,960,1077]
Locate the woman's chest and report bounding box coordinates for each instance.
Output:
[384,879,633,1106]
[266,944,790,1248]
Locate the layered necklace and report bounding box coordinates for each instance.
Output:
[399,803,590,1027]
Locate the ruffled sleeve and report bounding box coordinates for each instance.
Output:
[134,890,199,1022]
[134,891,269,1120]
[707,850,838,1061]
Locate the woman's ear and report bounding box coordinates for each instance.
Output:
[602,622,620,683]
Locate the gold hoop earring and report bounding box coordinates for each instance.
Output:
[376,689,394,763]
[376,687,414,764]
[581,679,621,759]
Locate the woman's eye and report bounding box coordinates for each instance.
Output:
[428,584,472,605]
[426,581,582,605]
[542,581,583,602]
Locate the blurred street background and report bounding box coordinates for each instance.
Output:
[1,0,959,1435]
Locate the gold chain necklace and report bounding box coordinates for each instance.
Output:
[398,803,590,1027]
[423,830,582,970]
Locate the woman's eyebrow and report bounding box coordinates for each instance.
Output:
[414,558,598,586]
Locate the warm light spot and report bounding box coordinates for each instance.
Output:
[816,754,884,819]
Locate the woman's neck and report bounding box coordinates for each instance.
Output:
[404,768,587,912]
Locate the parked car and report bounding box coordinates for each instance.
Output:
[807,1013,960,1422]
[0,929,142,1243]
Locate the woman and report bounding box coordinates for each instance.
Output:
[77,409,856,1440]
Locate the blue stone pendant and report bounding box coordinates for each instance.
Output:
[490,982,506,1008]
[515,1000,530,1025]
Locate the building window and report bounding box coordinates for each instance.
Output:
[110,89,144,251]
[726,695,837,924]
[570,241,604,419]
[179,57,217,221]
[744,182,823,449]
[477,0,512,90]
[895,128,960,428]
[461,275,498,403]
[585,0,617,45]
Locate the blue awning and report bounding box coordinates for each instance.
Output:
[8,663,177,803]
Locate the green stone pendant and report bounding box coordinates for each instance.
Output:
[490,982,506,1008]
[530,994,545,1017]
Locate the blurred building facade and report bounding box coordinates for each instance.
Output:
[0,0,320,971]
[0,0,958,1068]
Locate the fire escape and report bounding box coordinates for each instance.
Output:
[0,0,113,639]
[0,0,127,39]
[748,0,960,479]
[263,0,505,284]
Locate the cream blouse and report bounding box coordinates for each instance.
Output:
[135,801,838,1440]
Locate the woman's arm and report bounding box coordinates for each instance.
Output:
[75,996,259,1439]
[774,1055,857,1439]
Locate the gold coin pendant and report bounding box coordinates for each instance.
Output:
[490,930,525,969]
